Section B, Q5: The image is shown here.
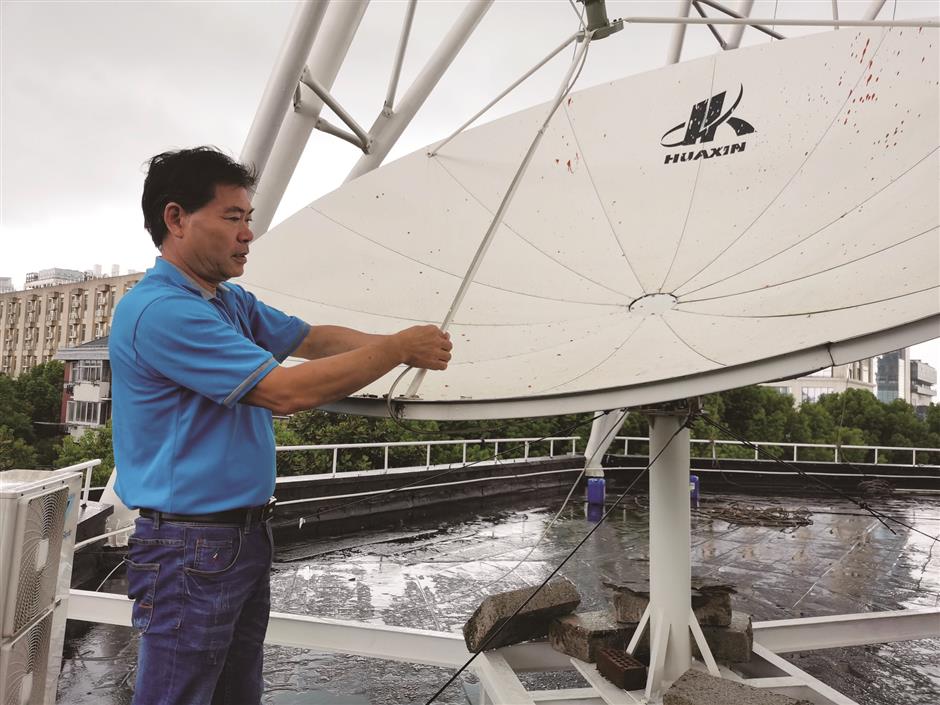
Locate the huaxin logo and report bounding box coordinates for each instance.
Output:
[661,85,755,165]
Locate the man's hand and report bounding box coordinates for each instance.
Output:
[392,325,452,370]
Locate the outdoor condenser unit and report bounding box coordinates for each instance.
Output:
[1,469,81,705]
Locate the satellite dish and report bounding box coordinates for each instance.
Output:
[241,24,939,419]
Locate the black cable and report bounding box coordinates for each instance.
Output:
[423,413,690,705]
[699,415,940,544]
[289,410,612,526]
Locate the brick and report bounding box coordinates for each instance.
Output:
[694,610,753,664]
[549,610,636,663]
[664,669,813,705]
[462,577,581,652]
[596,648,647,691]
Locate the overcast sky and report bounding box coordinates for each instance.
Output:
[2,0,937,372]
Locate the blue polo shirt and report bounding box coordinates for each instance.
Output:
[109,257,309,513]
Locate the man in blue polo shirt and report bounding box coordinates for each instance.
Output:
[110,147,452,705]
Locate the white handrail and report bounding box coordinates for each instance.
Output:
[612,437,940,468]
[55,458,102,506]
[275,436,581,473]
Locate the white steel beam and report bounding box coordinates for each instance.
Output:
[251,0,369,238]
[666,1,693,64]
[645,412,693,694]
[630,16,937,29]
[240,0,328,178]
[570,658,644,704]
[863,0,888,20]
[752,643,859,705]
[753,608,940,654]
[345,0,494,182]
[384,0,418,114]
[474,651,537,705]
[67,590,574,672]
[726,0,755,48]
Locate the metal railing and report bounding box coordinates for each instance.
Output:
[616,437,940,468]
[275,436,581,476]
[55,458,102,506]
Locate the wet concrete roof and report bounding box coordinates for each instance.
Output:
[57,490,939,705]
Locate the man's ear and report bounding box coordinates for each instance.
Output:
[163,202,186,239]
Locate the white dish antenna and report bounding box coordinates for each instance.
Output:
[242,23,939,419]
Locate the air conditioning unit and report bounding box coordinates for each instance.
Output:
[0,469,81,705]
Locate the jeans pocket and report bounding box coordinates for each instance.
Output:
[125,560,159,633]
[185,531,242,576]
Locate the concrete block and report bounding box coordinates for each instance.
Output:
[610,582,734,627]
[610,585,650,623]
[549,610,636,663]
[596,648,647,691]
[690,583,735,627]
[664,669,813,705]
[462,577,581,652]
[694,610,753,664]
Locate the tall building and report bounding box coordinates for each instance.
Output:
[909,359,937,409]
[0,278,13,294]
[0,271,142,377]
[24,268,86,289]
[876,349,911,404]
[760,359,877,406]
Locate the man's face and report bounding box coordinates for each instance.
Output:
[177,184,254,285]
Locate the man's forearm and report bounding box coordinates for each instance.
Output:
[246,337,404,414]
[292,325,388,359]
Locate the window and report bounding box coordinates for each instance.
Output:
[770,386,790,396]
[73,359,104,383]
[66,400,108,425]
[802,387,833,403]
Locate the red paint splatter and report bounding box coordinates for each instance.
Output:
[868,59,873,69]
[860,37,870,64]
[866,74,873,85]
[843,118,848,125]
[566,159,572,172]
[567,97,572,106]
[554,159,559,164]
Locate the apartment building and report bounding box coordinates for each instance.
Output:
[55,337,112,438]
[0,271,142,377]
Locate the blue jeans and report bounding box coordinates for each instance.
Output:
[126,515,273,705]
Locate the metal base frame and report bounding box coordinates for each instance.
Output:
[67,590,939,705]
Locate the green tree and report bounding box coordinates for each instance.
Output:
[0,425,38,470]
[56,420,114,486]
[0,374,34,441]
[15,361,64,424]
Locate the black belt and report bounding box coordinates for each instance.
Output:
[140,499,275,525]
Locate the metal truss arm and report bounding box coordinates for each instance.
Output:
[384,0,417,114]
[667,0,693,64]
[692,0,728,50]
[299,68,371,151]
[864,0,887,20]
[430,31,579,157]
[240,0,328,177]
[629,16,938,29]
[698,0,782,40]
[346,0,494,182]
[726,0,754,48]
[250,0,369,238]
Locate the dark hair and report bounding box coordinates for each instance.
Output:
[141,147,257,248]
